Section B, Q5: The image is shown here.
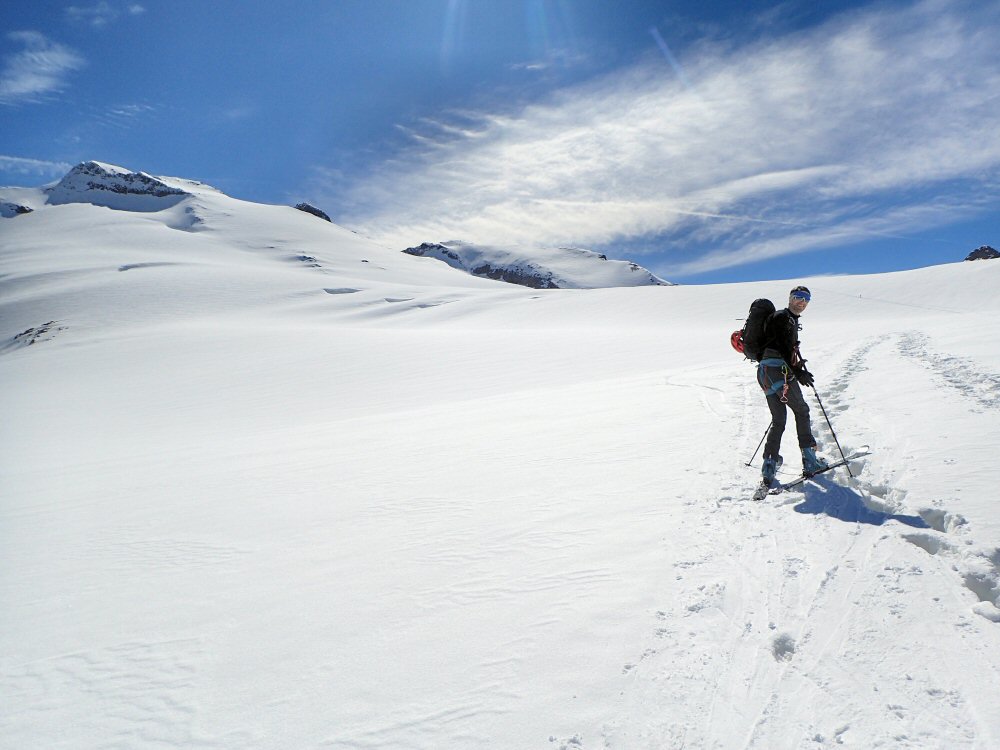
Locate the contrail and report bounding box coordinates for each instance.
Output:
[650,27,694,91]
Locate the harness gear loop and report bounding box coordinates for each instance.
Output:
[780,364,790,403]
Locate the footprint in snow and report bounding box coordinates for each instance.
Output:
[772,633,797,661]
[902,530,1000,622]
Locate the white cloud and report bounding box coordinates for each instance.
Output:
[0,155,73,177]
[65,2,116,27]
[666,199,979,278]
[85,101,157,129]
[220,105,258,122]
[0,31,85,105]
[331,0,1000,273]
[508,49,592,74]
[64,2,144,27]
[65,2,144,28]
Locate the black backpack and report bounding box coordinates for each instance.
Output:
[731,298,775,361]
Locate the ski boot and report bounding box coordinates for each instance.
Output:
[761,454,783,488]
[801,446,829,475]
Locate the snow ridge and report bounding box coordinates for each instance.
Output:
[404,240,672,289]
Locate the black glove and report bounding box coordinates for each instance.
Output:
[795,367,814,388]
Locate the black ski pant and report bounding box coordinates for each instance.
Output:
[763,381,816,460]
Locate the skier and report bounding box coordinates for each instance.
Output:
[757,285,828,487]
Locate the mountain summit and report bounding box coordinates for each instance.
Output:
[45,161,218,211]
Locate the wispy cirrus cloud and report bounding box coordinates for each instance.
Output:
[66,2,146,28]
[328,0,1000,275]
[0,31,85,105]
[85,101,158,130]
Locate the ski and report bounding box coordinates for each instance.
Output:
[767,447,871,495]
[750,454,783,501]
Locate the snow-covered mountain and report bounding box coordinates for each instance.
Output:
[404,240,672,289]
[0,161,510,343]
[1,161,218,226]
[3,162,1000,749]
[42,160,218,213]
[2,161,668,290]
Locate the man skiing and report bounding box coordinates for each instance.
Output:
[757,285,828,487]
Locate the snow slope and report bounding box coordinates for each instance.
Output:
[2,166,1000,749]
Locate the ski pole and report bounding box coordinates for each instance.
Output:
[810,386,853,477]
[745,423,772,467]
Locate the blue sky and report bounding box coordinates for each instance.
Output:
[1,0,997,284]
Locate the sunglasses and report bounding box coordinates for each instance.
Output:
[790,292,811,302]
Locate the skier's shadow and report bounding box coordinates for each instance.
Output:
[792,477,929,528]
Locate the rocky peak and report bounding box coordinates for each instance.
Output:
[294,202,332,222]
[44,161,219,212]
[54,161,189,199]
[965,245,999,261]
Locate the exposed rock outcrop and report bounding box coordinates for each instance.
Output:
[0,201,32,218]
[965,245,999,261]
[294,203,332,222]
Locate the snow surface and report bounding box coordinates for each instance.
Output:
[2,166,1000,749]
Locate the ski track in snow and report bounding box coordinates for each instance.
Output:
[835,329,1000,630]
[897,331,1000,413]
[605,335,1000,749]
[824,335,1000,625]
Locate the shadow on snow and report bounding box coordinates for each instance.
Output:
[793,477,929,528]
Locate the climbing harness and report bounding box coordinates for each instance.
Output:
[757,357,791,402]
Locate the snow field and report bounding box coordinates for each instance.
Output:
[2,181,1000,748]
